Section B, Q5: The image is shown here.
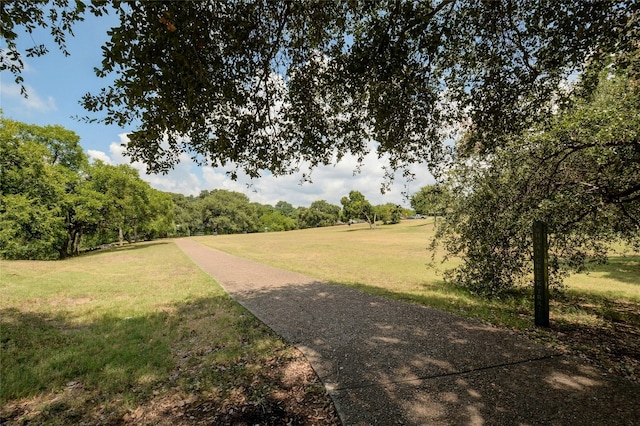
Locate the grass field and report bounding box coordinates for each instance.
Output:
[2,220,637,424]
[195,219,640,382]
[0,242,338,425]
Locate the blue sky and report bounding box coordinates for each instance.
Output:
[1,11,434,208]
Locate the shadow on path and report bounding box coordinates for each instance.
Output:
[175,238,640,425]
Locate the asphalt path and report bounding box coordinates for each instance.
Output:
[175,238,640,425]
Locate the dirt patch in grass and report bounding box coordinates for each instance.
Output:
[114,351,337,426]
[2,357,338,425]
[182,356,338,425]
[1,347,339,426]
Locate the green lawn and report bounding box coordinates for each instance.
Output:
[196,220,639,322]
[2,220,637,424]
[196,219,640,382]
[0,242,334,424]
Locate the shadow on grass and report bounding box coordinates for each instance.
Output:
[588,255,640,286]
[340,227,376,233]
[329,278,640,384]
[547,288,640,381]
[407,221,434,228]
[79,240,171,258]
[0,306,175,401]
[0,295,335,425]
[330,279,535,329]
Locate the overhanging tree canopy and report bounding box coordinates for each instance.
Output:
[3,0,637,178]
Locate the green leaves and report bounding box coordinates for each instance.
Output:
[0,118,69,259]
[297,200,341,229]
[341,190,376,228]
[0,194,66,260]
[197,190,259,235]
[436,66,640,296]
[7,1,635,177]
[86,161,175,245]
[0,116,176,259]
[410,185,449,216]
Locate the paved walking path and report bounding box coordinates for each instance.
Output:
[175,239,640,425]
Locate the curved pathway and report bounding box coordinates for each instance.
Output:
[175,238,640,425]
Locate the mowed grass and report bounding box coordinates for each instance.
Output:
[195,219,639,310]
[198,219,454,293]
[0,242,333,424]
[196,219,640,380]
[2,220,637,424]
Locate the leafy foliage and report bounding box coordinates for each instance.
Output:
[0,194,66,260]
[298,200,341,229]
[374,203,405,225]
[3,1,637,179]
[86,161,175,244]
[172,192,344,234]
[0,116,175,259]
[410,185,449,217]
[198,190,259,234]
[1,118,78,258]
[259,210,297,232]
[274,201,295,218]
[436,67,640,296]
[341,191,376,228]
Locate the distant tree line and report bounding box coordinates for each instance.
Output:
[3,2,636,298]
[171,190,414,237]
[0,115,423,260]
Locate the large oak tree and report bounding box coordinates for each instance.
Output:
[3,1,637,178]
[0,116,176,259]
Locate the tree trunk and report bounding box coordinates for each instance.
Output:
[58,245,68,259]
[365,213,376,229]
[59,229,74,259]
[73,232,82,255]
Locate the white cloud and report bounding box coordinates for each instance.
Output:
[204,143,436,208]
[138,156,202,196]
[2,82,57,113]
[86,149,112,164]
[101,135,204,196]
[89,134,435,208]
[202,167,248,193]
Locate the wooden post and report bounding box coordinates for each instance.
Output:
[533,221,550,327]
